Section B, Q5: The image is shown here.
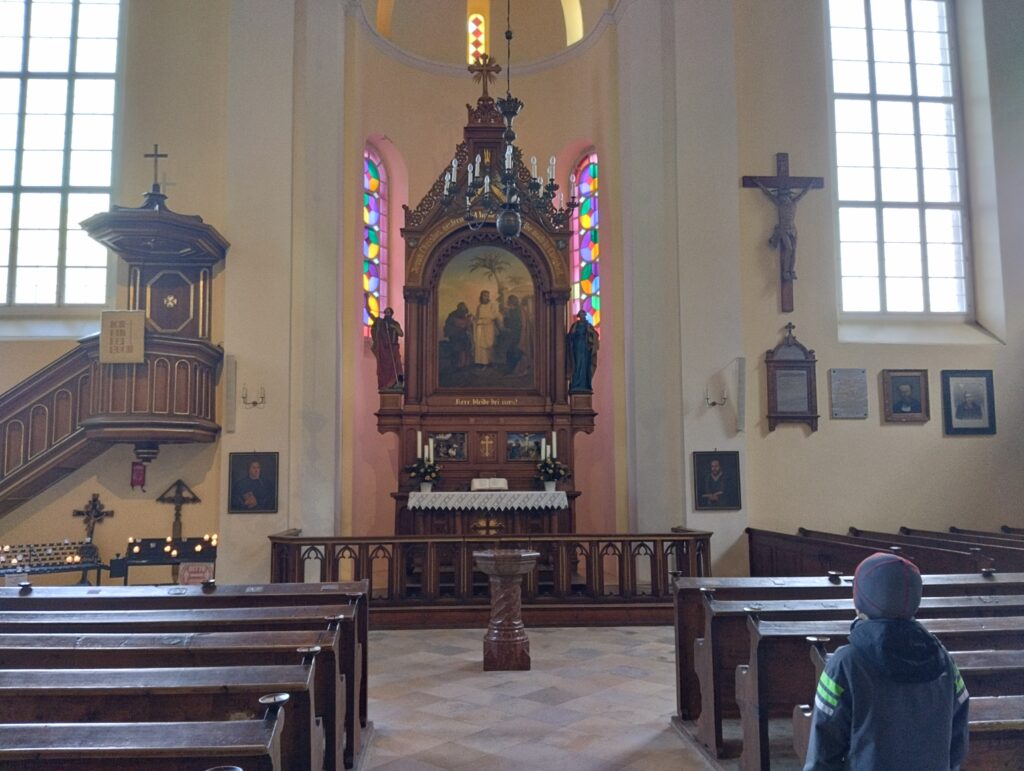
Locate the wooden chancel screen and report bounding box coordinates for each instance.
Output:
[376,67,596,535]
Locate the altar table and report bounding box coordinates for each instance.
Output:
[397,491,572,535]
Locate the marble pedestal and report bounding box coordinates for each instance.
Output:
[474,548,540,671]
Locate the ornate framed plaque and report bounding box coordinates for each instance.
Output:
[765,323,818,432]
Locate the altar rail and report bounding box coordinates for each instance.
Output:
[269,529,712,628]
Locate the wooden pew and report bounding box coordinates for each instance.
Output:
[1002,525,1024,536]
[849,527,1024,571]
[0,632,342,771]
[911,526,1024,548]
[736,615,1024,770]
[694,592,1024,758]
[671,571,1024,723]
[0,603,359,769]
[797,527,995,574]
[0,692,289,770]
[746,527,918,576]
[0,662,320,771]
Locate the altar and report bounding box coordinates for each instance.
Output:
[396,490,574,536]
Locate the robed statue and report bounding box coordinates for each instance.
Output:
[370,307,404,391]
[567,310,599,392]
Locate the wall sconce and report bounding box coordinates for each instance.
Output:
[240,384,265,409]
[705,386,728,408]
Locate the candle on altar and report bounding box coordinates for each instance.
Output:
[551,431,557,458]
[540,438,546,459]
[417,430,423,459]
[428,439,435,463]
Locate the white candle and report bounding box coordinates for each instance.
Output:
[540,438,546,459]
[484,174,490,190]
[467,162,474,185]
[552,431,557,458]
[549,155,557,179]
[428,439,435,463]
[417,431,422,459]
[505,145,513,169]
[443,171,450,195]
[530,155,537,178]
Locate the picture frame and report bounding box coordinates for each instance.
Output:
[941,370,996,436]
[882,369,929,423]
[506,432,544,461]
[429,432,467,461]
[693,451,742,511]
[765,325,819,432]
[228,452,279,513]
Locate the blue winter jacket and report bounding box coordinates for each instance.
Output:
[803,617,969,770]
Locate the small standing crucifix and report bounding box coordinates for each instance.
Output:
[742,152,824,312]
[468,53,501,100]
[73,493,114,541]
[144,143,168,193]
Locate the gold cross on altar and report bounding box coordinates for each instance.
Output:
[479,434,496,459]
[468,53,501,100]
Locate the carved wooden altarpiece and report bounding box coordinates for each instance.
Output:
[378,76,596,535]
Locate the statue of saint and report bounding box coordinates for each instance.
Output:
[566,310,599,392]
[370,307,404,391]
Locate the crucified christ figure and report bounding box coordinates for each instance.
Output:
[751,179,815,280]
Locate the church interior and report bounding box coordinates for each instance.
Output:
[0,0,1023,768]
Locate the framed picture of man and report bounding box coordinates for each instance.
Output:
[941,370,996,436]
[882,369,929,423]
[693,451,741,511]
[228,452,279,513]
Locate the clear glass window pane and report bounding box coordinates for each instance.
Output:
[28,37,70,72]
[18,193,62,228]
[838,166,876,200]
[835,99,873,132]
[0,39,23,72]
[921,134,957,169]
[0,79,21,111]
[0,3,26,35]
[884,242,922,277]
[914,32,949,65]
[77,5,120,37]
[0,193,11,226]
[839,207,878,241]
[26,79,67,112]
[917,64,951,97]
[871,0,907,30]
[14,266,57,303]
[880,168,919,201]
[17,229,60,265]
[22,113,66,149]
[0,149,15,184]
[882,208,920,241]
[31,4,71,38]
[877,101,915,133]
[925,209,962,242]
[927,243,964,278]
[836,132,874,166]
[878,134,917,168]
[886,277,924,311]
[842,276,880,311]
[0,114,17,148]
[919,102,954,135]
[69,149,110,184]
[63,266,106,303]
[841,241,879,276]
[73,79,114,113]
[67,192,108,227]
[832,60,870,93]
[71,114,112,149]
[875,62,912,94]
[929,277,965,312]
[20,149,65,185]
[923,169,959,202]
[830,0,866,28]
[831,28,867,60]
[912,0,947,33]
[873,30,909,62]
[75,38,117,72]
[65,229,107,265]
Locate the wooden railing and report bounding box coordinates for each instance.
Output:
[269,529,712,627]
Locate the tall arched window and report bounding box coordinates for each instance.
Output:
[571,152,599,329]
[363,147,388,335]
[467,13,485,64]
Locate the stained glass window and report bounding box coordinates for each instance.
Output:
[571,152,599,329]
[829,0,968,314]
[1,0,120,307]
[467,14,485,65]
[363,147,388,335]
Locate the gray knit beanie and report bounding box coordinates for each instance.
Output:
[853,552,922,619]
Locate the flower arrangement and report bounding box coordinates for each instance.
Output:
[537,456,570,482]
[405,458,442,483]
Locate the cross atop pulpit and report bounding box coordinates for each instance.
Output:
[468,53,501,100]
[73,494,113,541]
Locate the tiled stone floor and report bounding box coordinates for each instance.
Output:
[361,626,740,770]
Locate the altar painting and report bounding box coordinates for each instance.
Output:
[437,246,535,389]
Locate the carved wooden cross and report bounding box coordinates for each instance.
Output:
[156,479,201,542]
[144,144,168,190]
[73,494,113,541]
[743,153,824,312]
[468,53,501,100]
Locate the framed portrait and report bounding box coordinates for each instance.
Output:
[228,452,279,513]
[882,369,929,423]
[429,432,467,461]
[506,432,544,461]
[436,245,536,390]
[693,451,742,511]
[941,370,996,436]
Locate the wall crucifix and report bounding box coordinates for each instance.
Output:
[742,152,824,312]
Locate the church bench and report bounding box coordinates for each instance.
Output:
[0,631,344,771]
[796,527,996,574]
[0,578,369,769]
[910,526,1024,548]
[0,693,288,770]
[736,615,1024,771]
[849,527,1024,571]
[1002,525,1024,537]
[693,592,1024,758]
[671,571,1024,723]
[0,603,360,769]
[0,661,320,771]
[746,527,918,576]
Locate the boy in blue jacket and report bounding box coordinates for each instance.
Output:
[803,552,970,770]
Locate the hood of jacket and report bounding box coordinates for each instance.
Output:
[849,617,947,683]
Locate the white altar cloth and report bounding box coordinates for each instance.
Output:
[407,491,568,511]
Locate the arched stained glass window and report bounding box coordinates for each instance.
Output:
[363,147,388,335]
[571,152,599,329]
[467,13,485,64]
